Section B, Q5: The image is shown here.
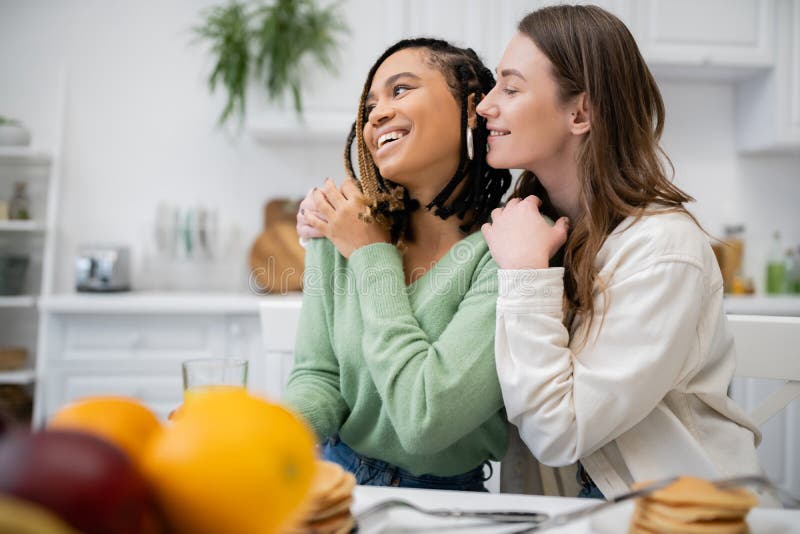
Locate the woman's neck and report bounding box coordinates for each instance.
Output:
[403,178,470,251]
[399,207,465,286]
[406,206,465,255]
[527,147,583,221]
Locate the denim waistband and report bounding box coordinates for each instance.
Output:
[576,462,604,499]
[324,435,490,491]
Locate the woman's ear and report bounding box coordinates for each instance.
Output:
[569,92,591,136]
[467,93,480,129]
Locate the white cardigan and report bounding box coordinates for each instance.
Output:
[495,210,775,504]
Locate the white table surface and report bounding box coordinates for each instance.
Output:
[351,486,800,533]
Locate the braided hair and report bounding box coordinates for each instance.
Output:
[343,38,511,244]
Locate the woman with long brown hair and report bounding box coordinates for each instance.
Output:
[479,4,771,501]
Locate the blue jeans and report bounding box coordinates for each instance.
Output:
[576,462,605,499]
[323,435,489,492]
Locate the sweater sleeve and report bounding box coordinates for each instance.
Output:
[347,242,504,456]
[495,258,705,466]
[283,239,349,441]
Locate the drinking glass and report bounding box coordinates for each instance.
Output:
[181,357,248,401]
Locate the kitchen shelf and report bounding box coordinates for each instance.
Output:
[2,71,63,426]
[0,147,51,165]
[0,296,37,308]
[0,368,36,385]
[38,291,302,315]
[247,110,352,143]
[0,220,46,232]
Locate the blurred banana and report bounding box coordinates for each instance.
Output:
[0,496,80,534]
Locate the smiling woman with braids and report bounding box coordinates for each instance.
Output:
[285,38,512,490]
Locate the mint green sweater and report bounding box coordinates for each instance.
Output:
[284,233,508,476]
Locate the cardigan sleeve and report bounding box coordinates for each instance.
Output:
[347,242,504,456]
[495,257,706,466]
[283,239,349,441]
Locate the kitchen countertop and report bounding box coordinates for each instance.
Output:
[723,295,800,316]
[36,292,800,316]
[38,291,303,314]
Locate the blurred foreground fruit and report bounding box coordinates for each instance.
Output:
[0,428,167,534]
[0,494,80,534]
[143,387,317,534]
[0,412,8,438]
[49,396,163,465]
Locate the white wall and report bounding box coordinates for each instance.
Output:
[0,0,348,293]
[660,81,800,292]
[1,0,798,294]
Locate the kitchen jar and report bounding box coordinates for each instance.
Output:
[0,255,29,295]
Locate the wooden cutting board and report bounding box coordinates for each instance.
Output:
[248,199,305,293]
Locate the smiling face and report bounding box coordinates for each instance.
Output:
[476,33,575,173]
[362,48,462,200]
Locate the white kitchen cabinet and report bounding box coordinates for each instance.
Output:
[248,0,631,143]
[46,371,183,422]
[497,0,774,79]
[495,0,634,56]
[736,0,800,153]
[248,0,786,146]
[33,293,302,426]
[631,0,775,79]
[58,315,227,360]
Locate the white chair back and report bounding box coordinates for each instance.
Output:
[258,297,303,398]
[502,314,800,496]
[728,314,800,427]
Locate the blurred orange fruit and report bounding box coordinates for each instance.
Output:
[49,396,163,465]
[141,387,317,534]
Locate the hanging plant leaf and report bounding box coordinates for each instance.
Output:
[194,0,347,125]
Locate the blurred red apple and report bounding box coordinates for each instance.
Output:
[0,428,167,534]
[0,408,14,438]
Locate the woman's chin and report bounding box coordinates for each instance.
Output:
[489,152,524,172]
[486,151,509,170]
[376,164,402,184]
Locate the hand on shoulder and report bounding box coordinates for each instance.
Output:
[306,178,391,258]
[297,187,326,241]
[481,196,569,270]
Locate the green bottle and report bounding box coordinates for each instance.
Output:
[766,231,786,294]
[787,247,800,294]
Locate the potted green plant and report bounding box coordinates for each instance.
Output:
[0,116,31,146]
[194,0,348,125]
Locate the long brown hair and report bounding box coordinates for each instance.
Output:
[514,5,697,339]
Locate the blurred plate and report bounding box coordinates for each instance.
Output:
[589,500,796,534]
[589,500,634,533]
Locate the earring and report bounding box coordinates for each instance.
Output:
[466,127,474,160]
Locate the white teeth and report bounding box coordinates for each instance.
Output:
[378,131,407,148]
[490,130,510,137]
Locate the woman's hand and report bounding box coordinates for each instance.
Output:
[308,178,391,258]
[481,196,569,270]
[296,187,326,241]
